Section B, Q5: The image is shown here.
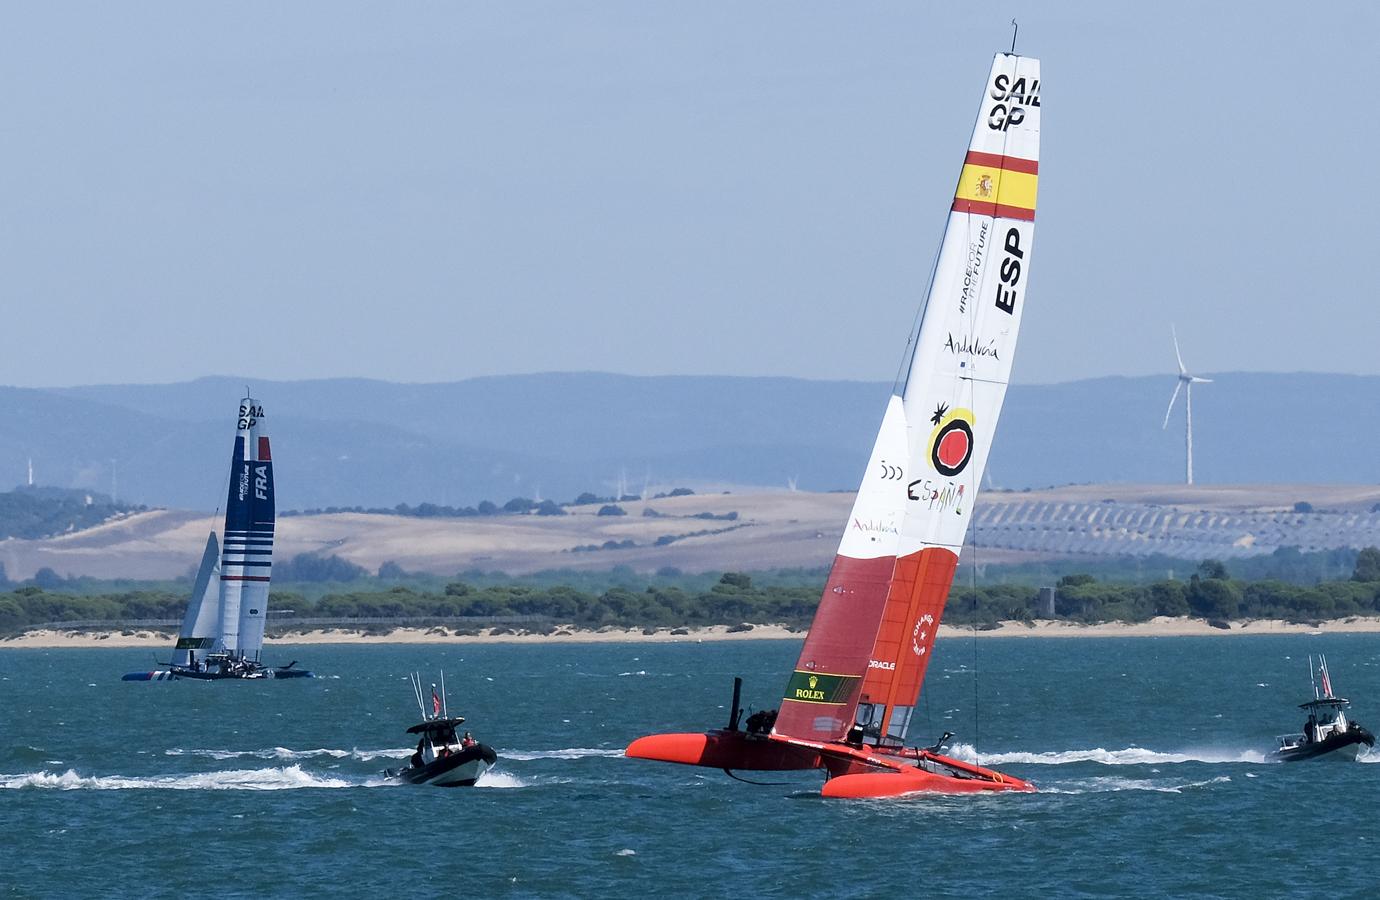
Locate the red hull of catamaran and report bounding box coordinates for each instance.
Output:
[625,732,822,771]
[625,730,1033,797]
[819,765,1033,798]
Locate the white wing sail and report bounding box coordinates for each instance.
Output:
[218,398,275,660]
[171,531,221,667]
[776,54,1040,744]
[895,53,1039,558]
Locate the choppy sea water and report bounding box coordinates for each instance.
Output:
[3,635,1379,898]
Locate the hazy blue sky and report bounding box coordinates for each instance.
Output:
[2,2,1374,388]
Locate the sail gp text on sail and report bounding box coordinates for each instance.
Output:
[986,73,1040,131]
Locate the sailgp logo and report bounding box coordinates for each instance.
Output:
[238,403,264,431]
[987,73,1040,131]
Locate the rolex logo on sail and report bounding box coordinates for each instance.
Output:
[784,670,856,705]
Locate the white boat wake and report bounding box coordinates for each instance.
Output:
[1041,775,1233,795]
[7,744,622,791]
[473,770,529,788]
[166,746,411,761]
[0,764,383,791]
[947,743,1269,766]
[498,747,625,761]
[164,746,621,762]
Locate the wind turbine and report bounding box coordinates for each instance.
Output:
[1161,325,1212,485]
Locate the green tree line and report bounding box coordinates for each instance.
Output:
[5,550,1380,635]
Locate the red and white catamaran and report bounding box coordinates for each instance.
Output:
[628,50,1042,798]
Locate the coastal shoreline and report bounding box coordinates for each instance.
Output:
[6,616,1380,648]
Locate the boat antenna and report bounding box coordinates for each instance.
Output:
[1009,19,1019,55]
[1309,655,1317,701]
[410,672,426,718]
[441,669,449,719]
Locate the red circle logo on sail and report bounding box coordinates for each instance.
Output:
[927,404,975,477]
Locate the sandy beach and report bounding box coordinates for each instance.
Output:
[6,616,1380,648]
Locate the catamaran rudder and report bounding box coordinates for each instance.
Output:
[628,51,1041,797]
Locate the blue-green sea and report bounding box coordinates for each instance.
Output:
[3,635,1379,898]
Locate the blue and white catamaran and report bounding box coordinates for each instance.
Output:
[124,397,312,681]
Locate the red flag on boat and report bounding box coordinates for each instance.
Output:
[432,686,442,716]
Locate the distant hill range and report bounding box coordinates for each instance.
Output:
[0,371,1374,509]
[0,486,140,541]
[6,485,1380,583]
